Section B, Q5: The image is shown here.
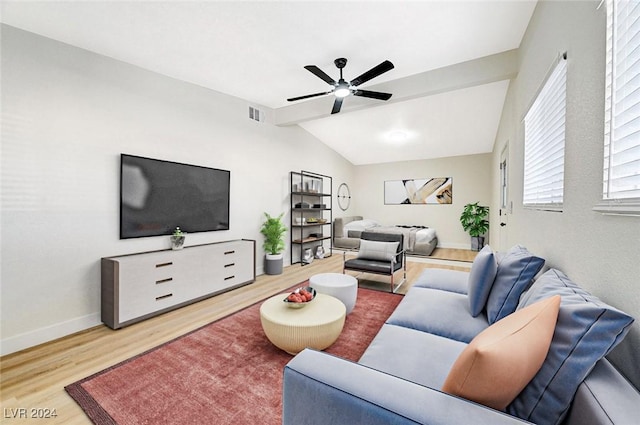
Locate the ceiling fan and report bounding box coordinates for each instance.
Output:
[287,58,394,114]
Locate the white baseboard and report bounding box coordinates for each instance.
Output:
[1,313,101,356]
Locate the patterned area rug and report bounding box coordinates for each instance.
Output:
[66,286,402,424]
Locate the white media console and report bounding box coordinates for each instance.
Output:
[101,239,256,329]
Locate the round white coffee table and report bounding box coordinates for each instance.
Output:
[260,293,346,355]
[309,273,358,314]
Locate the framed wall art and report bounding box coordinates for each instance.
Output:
[384,177,452,205]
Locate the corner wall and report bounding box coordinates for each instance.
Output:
[0,25,354,355]
[491,1,640,386]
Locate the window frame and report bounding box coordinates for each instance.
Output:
[594,0,640,216]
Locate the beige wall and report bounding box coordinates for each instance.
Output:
[491,1,640,386]
[351,154,493,249]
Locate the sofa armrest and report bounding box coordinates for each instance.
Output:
[283,349,533,425]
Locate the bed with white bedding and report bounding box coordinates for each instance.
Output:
[333,216,438,256]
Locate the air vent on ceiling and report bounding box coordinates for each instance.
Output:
[248,106,264,123]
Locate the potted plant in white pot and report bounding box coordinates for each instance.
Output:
[260,212,287,275]
[459,202,489,251]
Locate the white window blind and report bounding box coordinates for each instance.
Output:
[602,0,640,205]
[523,57,567,210]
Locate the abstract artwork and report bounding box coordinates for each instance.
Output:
[384,177,453,205]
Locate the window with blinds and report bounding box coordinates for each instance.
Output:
[598,0,640,215]
[523,57,567,210]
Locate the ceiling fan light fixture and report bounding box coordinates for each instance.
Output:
[334,85,351,98]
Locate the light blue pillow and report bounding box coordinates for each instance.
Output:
[485,245,544,323]
[467,245,497,317]
[508,269,634,425]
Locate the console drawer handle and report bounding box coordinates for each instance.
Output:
[224,263,235,268]
[156,293,173,301]
[156,278,173,284]
[156,262,173,268]
[224,250,235,255]
[224,275,235,281]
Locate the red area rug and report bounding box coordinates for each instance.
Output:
[66,286,402,424]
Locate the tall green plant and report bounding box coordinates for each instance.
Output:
[260,212,287,255]
[459,202,490,237]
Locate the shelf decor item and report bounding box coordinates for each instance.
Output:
[261,212,287,275]
[170,227,186,250]
[460,202,490,251]
[302,248,314,264]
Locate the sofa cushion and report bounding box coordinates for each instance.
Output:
[508,269,635,425]
[411,268,469,294]
[468,245,498,317]
[442,295,560,411]
[486,245,545,323]
[386,287,489,343]
[359,324,467,389]
[357,239,399,262]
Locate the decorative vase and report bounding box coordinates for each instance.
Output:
[314,246,325,259]
[170,235,185,250]
[302,248,314,264]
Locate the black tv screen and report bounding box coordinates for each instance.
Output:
[120,154,230,239]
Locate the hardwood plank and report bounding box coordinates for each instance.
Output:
[0,254,470,424]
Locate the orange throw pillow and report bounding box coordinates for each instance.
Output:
[442,295,560,410]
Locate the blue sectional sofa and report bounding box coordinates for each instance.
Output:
[282,245,640,425]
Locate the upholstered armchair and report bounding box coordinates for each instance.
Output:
[343,231,406,293]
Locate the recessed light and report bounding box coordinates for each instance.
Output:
[387,131,408,142]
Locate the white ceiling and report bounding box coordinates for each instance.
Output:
[1,1,537,165]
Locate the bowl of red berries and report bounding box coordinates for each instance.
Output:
[284,286,316,308]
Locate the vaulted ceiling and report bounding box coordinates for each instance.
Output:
[1,1,537,164]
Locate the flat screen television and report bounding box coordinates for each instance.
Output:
[120,154,230,239]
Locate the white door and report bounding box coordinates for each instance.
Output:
[499,144,509,250]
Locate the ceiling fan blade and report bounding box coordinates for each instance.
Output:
[331,97,344,114]
[353,90,393,101]
[350,60,394,87]
[287,91,333,102]
[304,65,337,85]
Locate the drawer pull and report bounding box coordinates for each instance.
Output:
[224,250,235,255]
[156,262,173,268]
[156,278,173,284]
[224,263,235,268]
[224,275,235,281]
[156,293,173,301]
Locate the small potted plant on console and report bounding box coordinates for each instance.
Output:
[261,212,287,275]
[460,202,489,251]
[170,226,186,250]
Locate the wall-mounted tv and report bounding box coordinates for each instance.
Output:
[120,154,230,239]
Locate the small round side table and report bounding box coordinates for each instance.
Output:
[309,273,358,314]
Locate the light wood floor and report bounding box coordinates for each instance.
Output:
[0,253,473,424]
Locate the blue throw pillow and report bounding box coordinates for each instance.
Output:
[508,269,634,425]
[467,245,497,317]
[485,245,544,323]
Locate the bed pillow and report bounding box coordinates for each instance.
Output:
[357,239,399,262]
[507,269,634,425]
[343,219,379,232]
[442,295,560,410]
[467,245,498,317]
[486,245,545,323]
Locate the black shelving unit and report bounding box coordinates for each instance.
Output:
[290,171,333,266]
